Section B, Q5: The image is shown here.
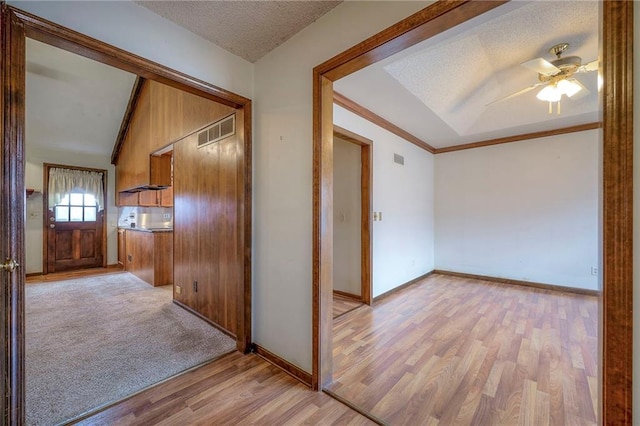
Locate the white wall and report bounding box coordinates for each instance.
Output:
[334,105,435,298]
[333,137,362,296]
[253,1,431,371]
[7,1,253,99]
[434,130,601,290]
[25,146,117,273]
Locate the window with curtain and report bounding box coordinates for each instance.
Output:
[48,167,104,222]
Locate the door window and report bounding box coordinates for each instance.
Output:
[54,192,98,222]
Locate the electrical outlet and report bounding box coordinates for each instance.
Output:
[591,267,598,276]
[163,213,171,220]
[175,285,182,294]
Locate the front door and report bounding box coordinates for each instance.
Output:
[44,164,106,273]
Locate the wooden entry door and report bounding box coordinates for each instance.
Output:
[44,164,106,273]
[46,205,104,273]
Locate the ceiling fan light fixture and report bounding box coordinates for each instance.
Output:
[536,85,562,102]
[557,79,582,97]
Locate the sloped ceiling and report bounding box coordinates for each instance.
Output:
[136,1,342,63]
[334,1,600,149]
[26,39,137,157]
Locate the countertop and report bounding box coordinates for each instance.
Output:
[119,226,173,233]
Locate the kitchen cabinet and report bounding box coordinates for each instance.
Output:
[117,228,126,268]
[124,229,173,286]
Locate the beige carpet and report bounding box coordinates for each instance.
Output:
[26,272,236,426]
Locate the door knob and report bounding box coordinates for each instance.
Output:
[50,224,55,228]
[0,259,19,272]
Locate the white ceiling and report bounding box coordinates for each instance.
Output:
[136,1,342,63]
[334,1,600,149]
[26,39,136,157]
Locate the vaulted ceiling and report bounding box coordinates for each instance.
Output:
[26,39,136,157]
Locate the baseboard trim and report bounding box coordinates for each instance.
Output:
[172,300,237,339]
[372,270,435,304]
[333,289,362,302]
[251,343,312,387]
[323,389,389,426]
[434,270,601,297]
[25,272,42,278]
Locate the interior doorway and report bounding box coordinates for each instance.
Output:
[312,2,632,424]
[333,126,372,306]
[0,5,253,423]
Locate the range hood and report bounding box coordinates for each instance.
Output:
[121,184,170,193]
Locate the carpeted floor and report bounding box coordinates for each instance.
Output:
[26,272,236,426]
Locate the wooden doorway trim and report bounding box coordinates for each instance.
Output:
[333,125,372,305]
[42,163,108,274]
[313,2,633,424]
[1,5,253,423]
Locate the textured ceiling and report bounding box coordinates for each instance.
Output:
[136,1,342,63]
[26,39,136,156]
[334,1,600,148]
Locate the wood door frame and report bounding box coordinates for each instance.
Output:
[1,5,252,423]
[42,163,108,274]
[313,2,633,424]
[333,125,372,305]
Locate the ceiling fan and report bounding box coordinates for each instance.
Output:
[489,43,599,114]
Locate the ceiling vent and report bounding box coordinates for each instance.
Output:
[394,153,405,165]
[197,114,235,149]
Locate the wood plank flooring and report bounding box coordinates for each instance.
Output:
[328,273,599,425]
[334,293,364,319]
[77,352,374,425]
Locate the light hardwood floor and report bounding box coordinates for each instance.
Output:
[77,352,373,425]
[328,273,599,425]
[334,293,364,319]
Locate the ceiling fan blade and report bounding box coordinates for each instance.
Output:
[486,82,547,106]
[577,59,599,73]
[567,78,590,100]
[521,58,561,76]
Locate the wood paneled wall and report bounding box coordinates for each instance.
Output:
[115,80,234,197]
[173,126,240,336]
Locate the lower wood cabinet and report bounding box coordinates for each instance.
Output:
[117,228,126,268]
[124,229,173,286]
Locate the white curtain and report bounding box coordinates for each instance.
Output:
[48,167,105,211]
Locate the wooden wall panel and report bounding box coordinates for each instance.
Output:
[173,121,239,336]
[149,81,183,152]
[182,90,234,136]
[173,133,200,310]
[128,86,151,188]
